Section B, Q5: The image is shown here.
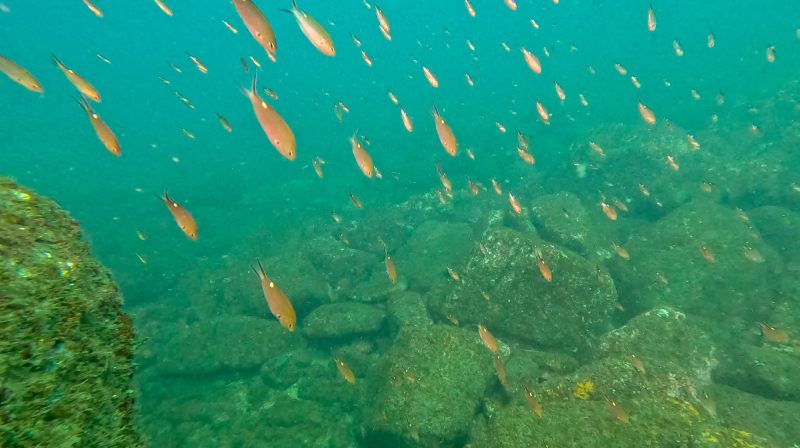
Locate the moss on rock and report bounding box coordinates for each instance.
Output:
[0,178,142,447]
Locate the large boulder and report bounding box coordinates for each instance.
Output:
[529,192,605,256]
[302,302,386,340]
[611,200,779,318]
[430,226,617,352]
[0,178,142,447]
[365,324,494,447]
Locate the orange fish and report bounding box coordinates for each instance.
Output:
[217,113,233,132]
[666,155,679,171]
[554,82,566,102]
[374,4,390,34]
[400,107,414,132]
[521,48,542,74]
[82,0,103,17]
[349,192,363,209]
[251,260,296,331]
[232,0,278,61]
[504,0,517,11]
[350,133,375,178]
[524,387,543,417]
[242,73,296,160]
[361,50,373,67]
[743,245,765,264]
[284,0,335,56]
[379,24,392,41]
[0,54,43,93]
[630,355,646,374]
[154,0,173,16]
[647,4,656,32]
[158,191,197,240]
[673,40,684,57]
[423,66,439,88]
[517,131,530,149]
[468,179,480,196]
[600,200,618,221]
[50,53,100,102]
[638,101,656,125]
[76,96,121,156]
[466,148,476,160]
[534,248,552,282]
[312,156,326,178]
[707,29,716,48]
[612,243,630,260]
[758,322,789,344]
[509,193,522,215]
[478,324,498,353]
[432,105,458,156]
[615,63,628,76]
[517,147,535,165]
[387,91,399,105]
[494,354,507,386]
[698,243,715,263]
[766,46,776,63]
[491,179,503,195]
[607,398,630,423]
[187,54,208,74]
[465,0,476,17]
[330,211,343,223]
[383,243,398,285]
[579,93,589,107]
[589,141,606,157]
[436,162,453,193]
[465,73,474,87]
[630,76,641,89]
[496,121,507,133]
[446,267,460,281]
[335,358,356,384]
[535,100,550,125]
[351,33,362,47]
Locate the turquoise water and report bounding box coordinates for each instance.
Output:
[2,1,800,447]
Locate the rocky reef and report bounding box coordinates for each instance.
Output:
[0,178,142,447]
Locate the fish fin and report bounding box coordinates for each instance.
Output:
[279,8,292,14]
[49,52,64,68]
[256,258,268,281]
[74,95,92,114]
[292,0,298,8]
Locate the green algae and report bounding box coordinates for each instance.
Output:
[0,178,142,447]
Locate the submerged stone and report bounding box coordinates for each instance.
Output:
[0,178,142,447]
[529,192,603,255]
[365,324,494,447]
[302,302,386,339]
[430,226,617,352]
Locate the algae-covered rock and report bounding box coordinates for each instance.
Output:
[386,290,432,327]
[711,384,800,447]
[365,324,494,447]
[714,343,800,401]
[748,205,800,265]
[302,302,386,339]
[394,221,474,294]
[158,315,302,375]
[612,200,778,318]
[529,192,604,256]
[431,226,617,352]
[469,307,772,447]
[0,178,142,447]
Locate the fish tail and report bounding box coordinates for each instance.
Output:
[49,52,63,68]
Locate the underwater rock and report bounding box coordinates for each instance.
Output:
[711,383,800,447]
[714,343,800,401]
[302,302,386,340]
[0,178,142,446]
[430,226,617,352]
[611,199,779,318]
[529,192,604,255]
[386,290,432,328]
[158,315,302,375]
[365,324,494,447]
[748,205,800,265]
[469,307,773,447]
[394,220,475,294]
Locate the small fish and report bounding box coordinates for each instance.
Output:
[249,55,262,68]
[400,108,413,132]
[222,20,239,34]
[673,40,684,57]
[509,193,522,215]
[517,147,535,165]
[517,131,530,149]
[630,76,641,89]
[589,141,606,157]
[638,183,650,197]
[312,156,326,178]
[216,113,233,132]
[350,133,375,178]
[535,100,550,125]
[534,248,552,282]
[374,4,390,33]
[251,259,297,331]
[158,191,197,240]
[436,163,453,193]
[521,48,542,74]
[666,155,679,171]
[554,82,566,102]
[181,128,195,140]
[465,73,474,87]
[466,148,475,160]
[496,121,507,133]
[743,245,764,263]
[446,315,460,325]
[707,29,716,48]
[422,66,439,88]
[335,358,356,384]
[530,18,540,29]
[607,398,630,423]
[630,355,646,374]
[446,267,460,281]
[600,200,618,221]
[340,233,350,245]
[465,0,476,17]
[477,325,499,354]
[349,192,363,209]
[504,0,517,11]
[283,0,336,56]
[154,0,173,16]
[361,50,373,67]
[330,211,342,223]
[491,179,503,195]
[647,4,656,32]
[638,101,656,125]
[766,46,776,63]
[168,61,182,73]
[432,105,458,156]
[698,243,715,263]
[523,387,543,417]
[83,0,103,17]
[94,53,112,64]
[0,54,43,93]
[379,24,392,41]
[75,96,120,156]
[240,56,250,72]
[136,230,147,241]
[187,54,208,73]
[135,253,148,265]
[241,73,296,160]
[232,0,278,61]
[614,63,628,76]
[612,243,630,260]
[494,354,507,386]
[351,33,362,47]
[382,241,397,285]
